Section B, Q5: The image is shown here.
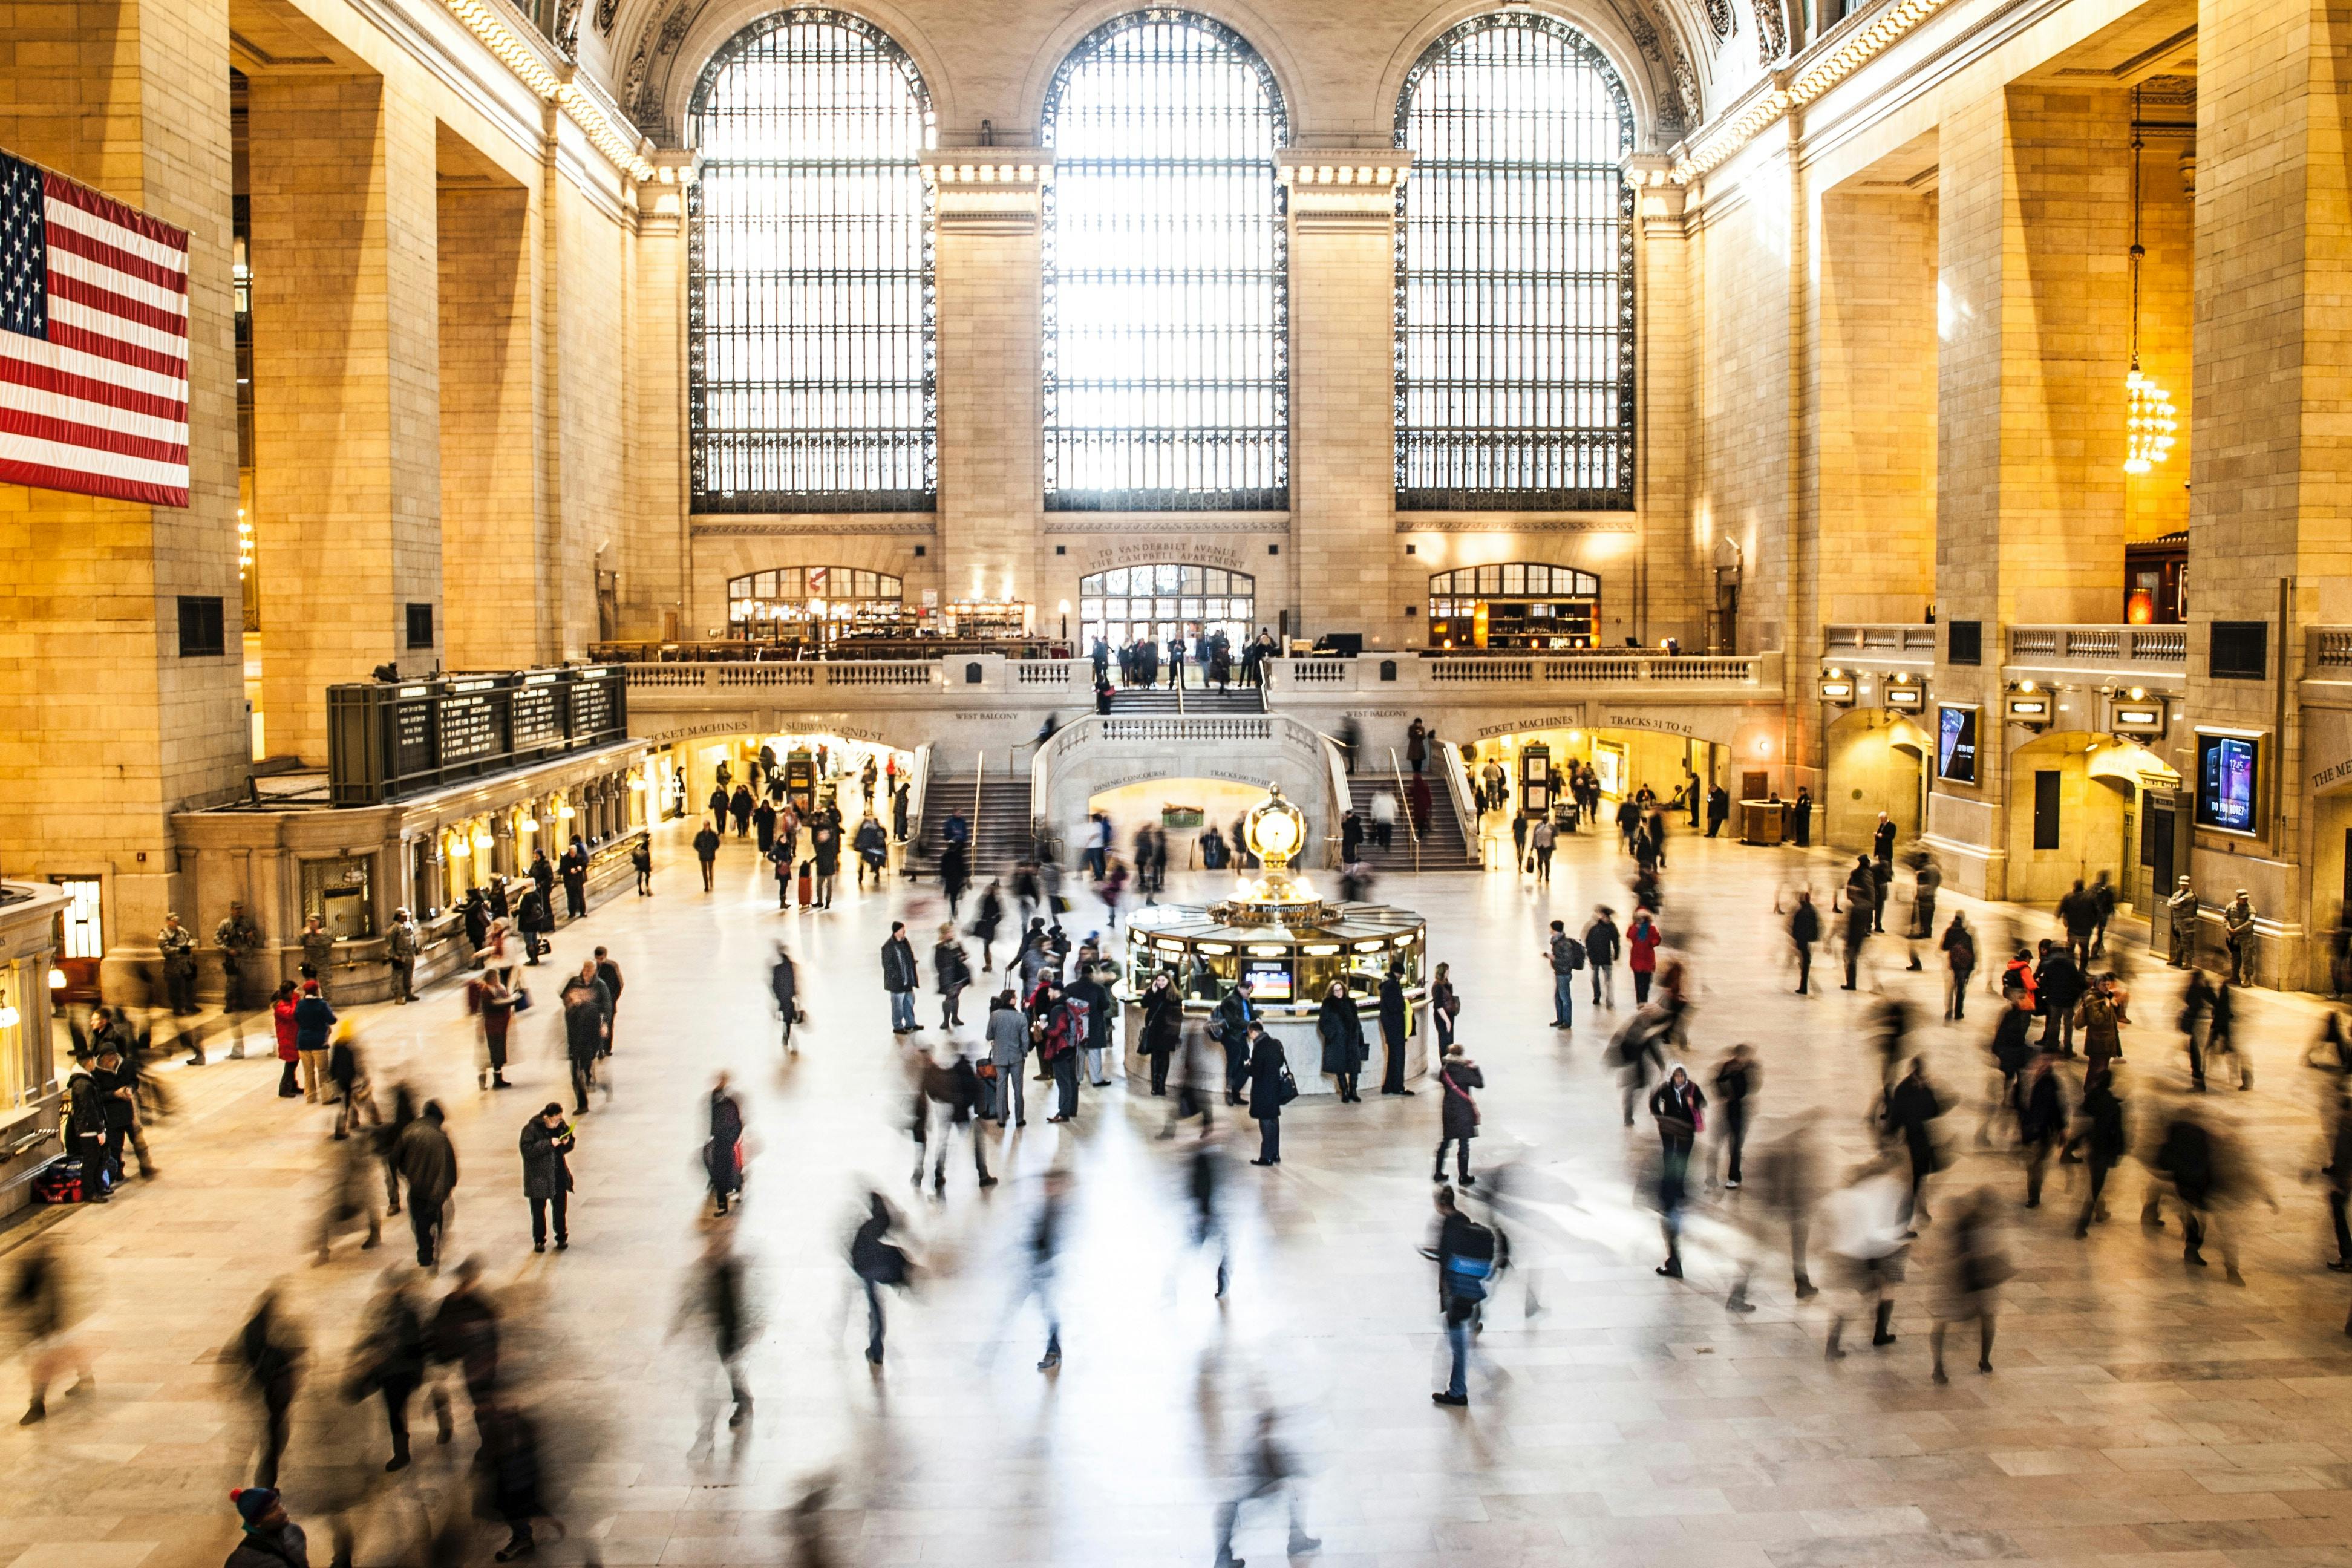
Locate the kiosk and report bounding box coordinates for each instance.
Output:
[1120,784,1429,1097]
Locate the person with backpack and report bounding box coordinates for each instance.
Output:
[1037,982,1084,1124]
[1544,920,1584,1030]
[1434,1045,1483,1186]
[1424,1184,1494,1407]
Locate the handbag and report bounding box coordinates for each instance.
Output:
[511,987,534,1013]
[1278,1064,1299,1105]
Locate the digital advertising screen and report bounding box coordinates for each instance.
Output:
[1936,704,1978,784]
[2195,732,2260,835]
[1241,958,1293,1003]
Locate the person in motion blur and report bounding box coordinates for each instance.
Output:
[393,1100,457,1269]
[1210,1405,1320,1567]
[10,1240,92,1426]
[1820,1154,1909,1359]
[849,1192,912,1367]
[707,1073,745,1216]
[1425,1183,1495,1408]
[1927,1186,2009,1382]
[347,1267,432,1472]
[558,961,610,1115]
[229,1287,304,1488]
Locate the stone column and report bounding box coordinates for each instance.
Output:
[439,160,537,670]
[2183,0,2352,985]
[0,0,247,975]
[924,153,1045,609]
[1927,85,2133,897]
[1282,154,1410,648]
[1632,162,1700,650]
[628,151,694,641]
[247,68,444,760]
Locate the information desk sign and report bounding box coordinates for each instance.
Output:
[327,666,630,806]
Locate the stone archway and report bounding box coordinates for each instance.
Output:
[1823,708,1928,854]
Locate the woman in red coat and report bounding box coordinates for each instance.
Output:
[270,981,301,1097]
[1627,912,1664,1005]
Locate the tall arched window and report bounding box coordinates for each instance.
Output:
[689,11,935,512]
[1395,15,1635,511]
[1043,13,1289,511]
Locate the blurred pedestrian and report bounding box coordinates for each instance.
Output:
[230,1289,304,1487]
[1928,1187,2008,1382]
[347,1268,431,1471]
[1940,912,1976,1021]
[520,1103,575,1253]
[933,923,972,1030]
[1649,1063,1704,1276]
[315,1131,382,1264]
[2076,1071,2128,1239]
[1138,969,1181,1096]
[558,962,610,1115]
[471,967,516,1091]
[327,1021,379,1142]
[427,1256,499,1431]
[707,1073,745,1216]
[1424,1184,1494,1407]
[1712,1043,1757,1190]
[2017,1051,2066,1209]
[1016,1171,1071,1371]
[1821,1156,1909,1357]
[771,944,801,1053]
[1211,1407,1319,1567]
[1378,965,1411,1096]
[849,1193,911,1366]
[9,1241,92,1425]
[393,1101,457,1269]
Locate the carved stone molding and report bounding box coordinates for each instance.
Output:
[1395,517,1639,534]
[921,151,1051,236]
[1042,516,1289,535]
[1277,152,1413,234]
[692,520,939,537]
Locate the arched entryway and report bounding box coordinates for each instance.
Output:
[1823,708,1928,854]
[2005,731,2179,907]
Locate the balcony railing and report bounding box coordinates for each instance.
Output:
[2310,629,2352,672]
[1278,653,1766,689]
[2007,625,2186,668]
[1821,624,1936,656]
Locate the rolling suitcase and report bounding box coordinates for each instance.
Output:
[797,861,814,905]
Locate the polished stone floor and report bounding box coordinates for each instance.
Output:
[7,813,2352,1568]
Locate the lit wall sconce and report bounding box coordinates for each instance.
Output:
[1883,673,1924,710]
[2005,680,2053,729]
[1820,667,1857,705]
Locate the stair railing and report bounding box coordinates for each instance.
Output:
[1436,740,1479,866]
[1320,731,1352,871]
[970,752,985,866]
[1389,747,1421,874]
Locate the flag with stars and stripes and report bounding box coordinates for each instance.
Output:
[0,149,190,507]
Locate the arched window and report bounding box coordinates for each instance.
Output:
[1043,13,1289,511]
[689,12,935,512]
[1395,15,1635,511]
[726,566,906,634]
[1079,564,1258,652]
[1427,562,1601,648]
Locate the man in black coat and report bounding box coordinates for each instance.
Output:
[2034,940,2082,1057]
[558,964,611,1114]
[519,1104,575,1252]
[1379,967,1413,1096]
[694,819,722,892]
[1243,1022,1288,1165]
[1316,979,1367,1102]
[560,837,590,920]
[881,923,920,1034]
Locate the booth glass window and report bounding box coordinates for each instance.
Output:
[0,959,33,1113]
[727,566,909,640]
[1079,566,1256,652]
[1426,563,1599,648]
[302,857,376,941]
[47,877,102,960]
[1042,11,1289,511]
[688,11,936,512]
[1394,13,1635,510]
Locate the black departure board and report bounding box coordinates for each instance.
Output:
[328,667,630,806]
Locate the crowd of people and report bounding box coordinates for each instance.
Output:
[23,747,2352,1568]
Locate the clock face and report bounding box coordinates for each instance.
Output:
[1253,808,1299,857]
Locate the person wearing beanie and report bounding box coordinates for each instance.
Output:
[224,1486,308,1568]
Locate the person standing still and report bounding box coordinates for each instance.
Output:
[2223,890,2256,985]
[1626,910,1662,1005]
[215,902,263,1057]
[1788,889,1821,995]
[519,1105,574,1253]
[694,818,722,893]
[1530,815,1555,881]
[1585,906,1620,1008]
[1378,967,1413,1095]
[882,923,921,1035]
[1244,1021,1290,1165]
[386,907,419,1004]
[157,913,197,1017]
[1545,921,1582,1030]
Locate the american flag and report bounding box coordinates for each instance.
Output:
[0,149,190,508]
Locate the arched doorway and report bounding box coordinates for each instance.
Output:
[2005,731,2180,907]
[1425,563,1599,650]
[725,566,909,643]
[1078,565,1258,653]
[1823,709,1928,854]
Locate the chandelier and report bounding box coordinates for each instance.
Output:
[2122,90,2175,476]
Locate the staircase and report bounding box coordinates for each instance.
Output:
[907,777,1036,877]
[1108,684,1265,716]
[1342,770,1475,871]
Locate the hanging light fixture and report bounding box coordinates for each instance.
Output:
[2123,90,2177,475]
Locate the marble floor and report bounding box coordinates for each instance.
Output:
[6,815,2352,1568]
